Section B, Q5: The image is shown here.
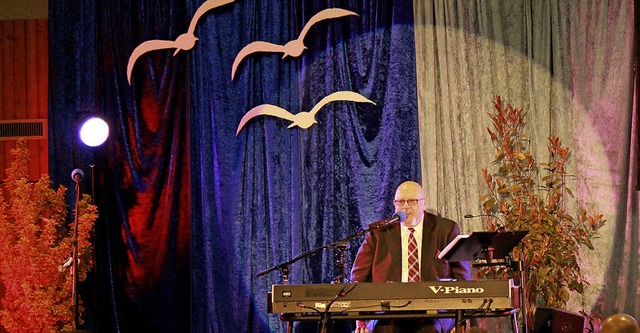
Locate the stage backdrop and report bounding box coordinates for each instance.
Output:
[47,0,637,332]
[413,0,637,330]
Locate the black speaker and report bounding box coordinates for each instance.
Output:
[534,307,585,333]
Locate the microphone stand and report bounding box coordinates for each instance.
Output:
[256,218,397,280]
[71,174,82,330]
[332,241,349,284]
[464,213,506,232]
[258,219,397,333]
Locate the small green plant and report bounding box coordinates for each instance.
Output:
[478,96,605,327]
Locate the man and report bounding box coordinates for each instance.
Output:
[350,181,471,333]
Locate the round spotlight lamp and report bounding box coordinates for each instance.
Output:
[79,117,109,147]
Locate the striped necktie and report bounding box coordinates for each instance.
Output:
[408,227,420,282]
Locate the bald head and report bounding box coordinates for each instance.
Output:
[394,181,427,227]
[395,181,425,197]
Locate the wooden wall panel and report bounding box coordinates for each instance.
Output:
[0,18,47,333]
[36,19,48,180]
[1,21,15,121]
[0,19,48,182]
[13,20,26,119]
[0,21,14,182]
[25,20,40,181]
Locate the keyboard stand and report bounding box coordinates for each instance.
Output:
[281,308,519,333]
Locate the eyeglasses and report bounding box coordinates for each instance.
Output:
[393,198,425,206]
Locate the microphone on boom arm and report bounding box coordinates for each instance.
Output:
[369,211,407,230]
[464,213,506,232]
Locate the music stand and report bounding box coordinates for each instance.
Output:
[438,230,529,262]
[438,230,530,333]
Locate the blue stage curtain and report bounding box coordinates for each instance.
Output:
[49,0,419,332]
[189,1,419,332]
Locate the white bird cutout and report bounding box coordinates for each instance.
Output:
[127,0,235,84]
[236,91,376,136]
[230,8,358,80]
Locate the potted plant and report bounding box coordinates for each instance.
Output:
[477,96,605,328]
[0,139,97,332]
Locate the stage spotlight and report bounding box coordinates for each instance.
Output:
[79,116,109,147]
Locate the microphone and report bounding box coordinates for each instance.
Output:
[71,169,84,183]
[464,213,506,232]
[369,211,407,230]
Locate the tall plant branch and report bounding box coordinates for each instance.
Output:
[478,96,605,329]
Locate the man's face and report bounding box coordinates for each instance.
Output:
[393,182,427,227]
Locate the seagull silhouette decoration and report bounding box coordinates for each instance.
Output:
[230,8,358,80]
[127,0,235,84]
[236,91,375,136]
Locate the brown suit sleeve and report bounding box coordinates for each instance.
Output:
[350,223,402,283]
[350,227,376,283]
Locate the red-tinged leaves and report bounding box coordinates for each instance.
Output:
[0,139,97,333]
[477,97,604,329]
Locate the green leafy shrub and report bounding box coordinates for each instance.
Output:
[478,96,605,327]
